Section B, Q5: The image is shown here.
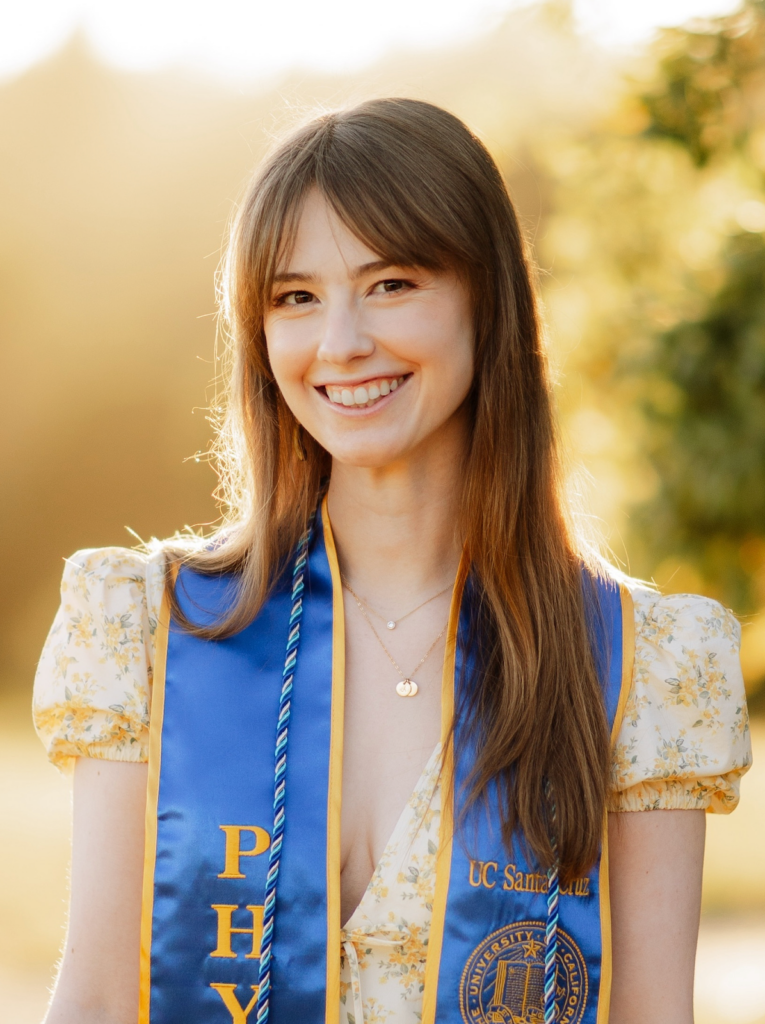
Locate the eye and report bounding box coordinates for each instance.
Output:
[275,290,315,307]
[372,279,413,295]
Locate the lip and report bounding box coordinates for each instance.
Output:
[313,373,412,413]
[313,372,410,390]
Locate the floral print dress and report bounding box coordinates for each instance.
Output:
[33,548,752,1023]
[339,744,442,1024]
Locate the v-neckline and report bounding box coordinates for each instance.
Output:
[341,742,442,931]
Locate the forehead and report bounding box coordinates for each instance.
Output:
[277,190,380,274]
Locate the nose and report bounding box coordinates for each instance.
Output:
[316,300,375,365]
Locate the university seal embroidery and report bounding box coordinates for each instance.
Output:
[459,921,588,1024]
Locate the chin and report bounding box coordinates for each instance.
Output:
[323,437,412,470]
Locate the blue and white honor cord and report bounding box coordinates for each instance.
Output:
[256,521,313,1024]
[544,776,560,1024]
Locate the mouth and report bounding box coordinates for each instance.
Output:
[315,374,411,410]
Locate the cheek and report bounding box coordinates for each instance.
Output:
[452,295,476,379]
[437,316,475,416]
[265,323,309,393]
[394,296,473,362]
[424,305,475,393]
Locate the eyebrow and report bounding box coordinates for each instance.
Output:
[272,259,400,284]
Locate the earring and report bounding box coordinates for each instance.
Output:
[293,422,307,461]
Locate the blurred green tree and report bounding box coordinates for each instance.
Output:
[632,231,765,611]
[627,0,765,615]
[641,0,765,168]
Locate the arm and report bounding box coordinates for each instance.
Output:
[45,758,147,1024]
[608,808,705,1024]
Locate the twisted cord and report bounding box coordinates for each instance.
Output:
[544,777,560,1024]
[256,521,313,1024]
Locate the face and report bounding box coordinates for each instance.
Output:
[263,190,475,470]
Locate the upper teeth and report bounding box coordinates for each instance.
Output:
[325,377,405,407]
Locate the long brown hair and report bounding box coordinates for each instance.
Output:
[168,98,610,881]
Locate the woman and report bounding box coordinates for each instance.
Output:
[35,99,750,1024]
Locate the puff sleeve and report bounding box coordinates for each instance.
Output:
[609,586,752,813]
[33,547,166,772]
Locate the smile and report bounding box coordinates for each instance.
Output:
[318,375,409,409]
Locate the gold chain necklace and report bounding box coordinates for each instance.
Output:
[343,585,447,698]
[341,574,452,631]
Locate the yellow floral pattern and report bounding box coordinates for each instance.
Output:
[610,587,751,813]
[340,744,441,1024]
[33,553,752,1022]
[33,548,164,772]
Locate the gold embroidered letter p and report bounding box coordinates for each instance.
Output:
[218,825,270,879]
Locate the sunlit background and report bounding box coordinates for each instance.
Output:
[1,1,764,1021]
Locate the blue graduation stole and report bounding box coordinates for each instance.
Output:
[139,497,633,1024]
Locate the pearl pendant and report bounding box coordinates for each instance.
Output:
[396,678,419,698]
[386,620,396,630]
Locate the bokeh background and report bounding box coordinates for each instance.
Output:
[1,0,764,1021]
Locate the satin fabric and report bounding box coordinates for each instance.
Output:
[431,579,624,1024]
[141,519,336,1022]
[140,507,625,1024]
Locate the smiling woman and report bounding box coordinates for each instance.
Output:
[33,99,750,1024]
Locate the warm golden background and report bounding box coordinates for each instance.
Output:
[1,1,764,1021]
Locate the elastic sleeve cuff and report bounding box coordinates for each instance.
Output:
[34,703,149,774]
[608,772,747,814]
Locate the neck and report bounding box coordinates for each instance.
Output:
[326,417,467,606]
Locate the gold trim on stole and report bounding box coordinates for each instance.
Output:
[420,555,469,1024]
[596,583,635,1024]
[321,495,345,1024]
[138,577,172,1024]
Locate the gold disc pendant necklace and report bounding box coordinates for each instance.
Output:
[341,573,452,630]
[343,585,447,698]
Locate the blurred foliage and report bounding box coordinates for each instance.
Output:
[510,2,765,676]
[641,0,765,167]
[631,231,765,612]
[626,0,765,617]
